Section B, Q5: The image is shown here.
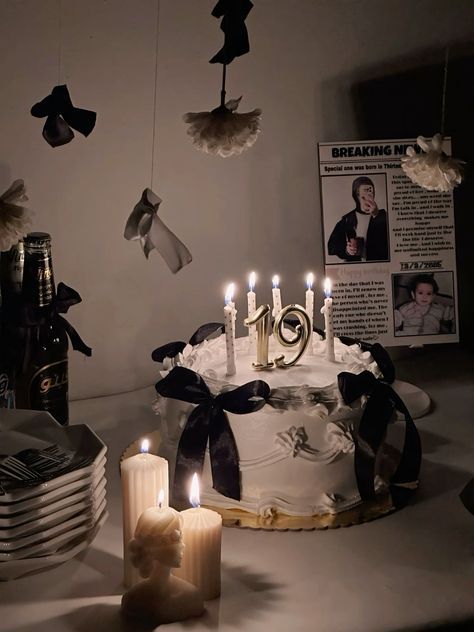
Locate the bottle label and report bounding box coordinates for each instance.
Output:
[29,359,68,424]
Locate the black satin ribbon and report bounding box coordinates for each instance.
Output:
[338,370,421,506]
[152,322,224,363]
[31,85,96,148]
[339,337,396,385]
[209,0,253,64]
[23,282,92,357]
[155,366,270,500]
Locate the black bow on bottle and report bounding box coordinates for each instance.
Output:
[23,282,92,357]
[337,368,421,507]
[31,85,96,148]
[209,0,254,65]
[155,366,270,500]
[152,322,225,362]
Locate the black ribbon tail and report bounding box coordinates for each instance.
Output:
[354,385,395,500]
[55,315,92,357]
[65,107,97,137]
[388,390,422,507]
[173,404,211,501]
[209,408,240,500]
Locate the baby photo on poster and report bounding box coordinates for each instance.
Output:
[392,271,456,337]
[322,173,389,264]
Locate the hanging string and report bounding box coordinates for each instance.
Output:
[150,0,160,190]
[57,0,62,85]
[440,46,449,137]
[220,64,227,106]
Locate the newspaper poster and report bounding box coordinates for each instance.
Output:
[318,138,459,347]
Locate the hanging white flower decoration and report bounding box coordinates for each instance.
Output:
[0,179,32,252]
[401,134,464,192]
[183,97,262,158]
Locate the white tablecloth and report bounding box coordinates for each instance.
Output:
[1,345,473,632]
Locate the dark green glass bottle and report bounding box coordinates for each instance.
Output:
[15,233,69,425]
[0,240,24,408]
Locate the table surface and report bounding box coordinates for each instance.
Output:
[1,345,473,632]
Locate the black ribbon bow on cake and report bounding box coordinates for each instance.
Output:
[31,85,97,148]
[152,322,225,363]
[337,343,421,507]
[22,282,92,358]
[155,366,270,500]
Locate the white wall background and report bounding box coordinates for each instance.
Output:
[1,0,473,399]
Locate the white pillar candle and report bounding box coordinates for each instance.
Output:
[121,439,169,587]
[224,283,236,376]
[320,277,335,362]
[174,474,222,601]
[247,272,257,353]
[305,273,315,355]
[272,275,282,318]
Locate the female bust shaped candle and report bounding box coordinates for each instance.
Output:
[121,505,204,624]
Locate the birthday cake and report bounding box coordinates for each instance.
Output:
[153,328,422,528]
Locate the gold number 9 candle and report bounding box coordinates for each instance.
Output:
[273,304,311,367]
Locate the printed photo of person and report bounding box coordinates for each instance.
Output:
[322,174,389,264]
[392,272,456,337]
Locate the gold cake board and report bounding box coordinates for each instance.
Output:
[121,430,397,531]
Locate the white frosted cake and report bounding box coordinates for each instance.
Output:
[154,331,422,527]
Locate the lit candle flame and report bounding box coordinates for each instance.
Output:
[248,271,256,292]
[272,274,280,289]
[324,277,332,299]
[190,472,200,508]
[225,283,235,305]
[306,272,314,290]
[158,489,164,509]
[140,438,150,454]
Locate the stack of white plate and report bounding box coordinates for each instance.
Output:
[0,410,108,581]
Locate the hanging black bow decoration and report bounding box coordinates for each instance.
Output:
[155,366,270,500]
[209,0,254,65]
[124,188,192,273]
[31,85,96,148]
[152,322,225,363]
[337,369,421,507]
[22,282,92,357]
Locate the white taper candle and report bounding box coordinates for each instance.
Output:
[224,283,236,376]
[305,273,314,355]
[272,275,282,318]
[320,277,335,362]
[247,272,257,352]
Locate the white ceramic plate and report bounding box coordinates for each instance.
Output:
[0,410,106,503]
[0,509,108,581]
[0,470,107,548]
[0,459,106,516]
[0,496,107,550]
[0,497,107,558]
[0,475,106,528]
